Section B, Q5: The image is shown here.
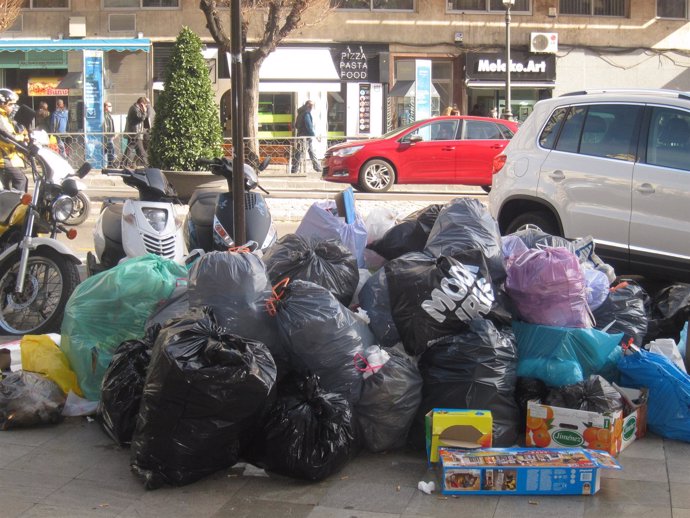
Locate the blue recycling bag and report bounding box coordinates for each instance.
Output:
[618,348,690,442]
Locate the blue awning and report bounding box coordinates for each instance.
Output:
[0,38,151,53]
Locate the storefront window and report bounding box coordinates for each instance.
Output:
[257,93,292,138]
[447,0,530,12]
[327,88,346,136]
[334,0,414,9]
[393,58,452,117]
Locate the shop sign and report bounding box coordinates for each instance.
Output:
[358,83,371,133]
[466,51,556,82]
[27,77,68,97]
[337,45,369,81]
[83,50,104,168]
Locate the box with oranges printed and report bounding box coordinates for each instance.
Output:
[525,388,647,456]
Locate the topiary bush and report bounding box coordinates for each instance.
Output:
[148,26,222,171]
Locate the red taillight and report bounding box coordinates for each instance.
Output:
[66,229,77,240]
[492,154,507,174]
[20,194,32,205]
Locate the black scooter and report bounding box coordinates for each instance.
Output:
[184,157,277,252]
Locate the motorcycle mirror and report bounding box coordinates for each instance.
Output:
[259,157,271,171]
[14,105,36,130]
[76,162,92,179]
[62,177,80,197]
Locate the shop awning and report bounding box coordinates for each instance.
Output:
[465,80,555,89]
[0,38,151,52]
[224,48,340,82]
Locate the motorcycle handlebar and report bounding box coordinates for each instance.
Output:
[102,168,136,176]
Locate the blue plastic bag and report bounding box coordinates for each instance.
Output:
[512,320,623,387]
[619,348,690,442]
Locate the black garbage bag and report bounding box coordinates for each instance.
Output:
[410,319,519,448]
[262,234,359,307]
[386,251,498,356]
[593,280,650,347]
[647,283,690,344]
[98,325,160,446]
[425,197,506,282]
[272,280,371,404]
[514,377,549,428]
[544,375,623,413]
[357,267,400,348]
[355,347,423,452]
[130,309,277,489]
[247,373,355,481]
[146,284,189,330]
[0,371,65,430]
[367,204,443,261]
[187,251,289,376]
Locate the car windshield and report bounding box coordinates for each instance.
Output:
[381,120,423,139]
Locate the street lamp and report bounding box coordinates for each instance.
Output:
[502,0,515,121]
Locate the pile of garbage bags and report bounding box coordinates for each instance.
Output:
[4,195,690,490]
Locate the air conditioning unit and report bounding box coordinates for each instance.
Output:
[530,32,558,54]
[69,16,86,38]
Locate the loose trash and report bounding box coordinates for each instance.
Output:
[0,371,65,430]
[20,334,82,397]
[367,204,442,261]
[417,480,436,494]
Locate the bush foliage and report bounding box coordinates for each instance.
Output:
[148,27,222,171]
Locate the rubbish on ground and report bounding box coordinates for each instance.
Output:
[0,371,65,430]
[647,338,687,372]
[62,390,99,417]
[592,280,649,347]
[367,204,443,261]
[20,334,82,396]
[425,408,493,463]
[417,480,436,494]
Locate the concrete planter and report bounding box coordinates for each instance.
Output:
[162,170,224,203]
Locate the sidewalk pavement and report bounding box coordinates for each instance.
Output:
[0,415,688,518]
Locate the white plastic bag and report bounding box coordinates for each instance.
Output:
[648,338,687,373]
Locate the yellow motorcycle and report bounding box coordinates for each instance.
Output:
[0,105,91,335]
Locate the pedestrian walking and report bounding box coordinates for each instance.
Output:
[291,100,322,175]
[35,101,51,132]
[103,101,116,167]
[50,98,68,158]
[0,89,28,192]
[124,97,148,167]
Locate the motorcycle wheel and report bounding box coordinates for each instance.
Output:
[65,192,91,226]
[0,248,81,335]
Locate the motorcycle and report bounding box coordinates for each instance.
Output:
[0,105,91,335]
[184,156,277,253]
[86,166,187,276]
[32,130,91,226]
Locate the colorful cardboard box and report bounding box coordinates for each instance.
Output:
[525,387,648,456]
[425,409,492,463]
[439,447,621,495]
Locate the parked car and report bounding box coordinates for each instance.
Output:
[489,89,690,281]
[322,116,518,193]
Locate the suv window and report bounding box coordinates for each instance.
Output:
[465,120,504,140]
[646,107,690,171]
[554,106,586,153]
[539,107,568,149]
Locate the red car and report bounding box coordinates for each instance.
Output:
[322,116,518,193]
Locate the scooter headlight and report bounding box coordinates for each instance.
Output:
[142,208,168,232]
[52,195,75,222]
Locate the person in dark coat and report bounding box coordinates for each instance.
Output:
[103,101,116,167]
[291,100,322,174]
[124,96,148,167]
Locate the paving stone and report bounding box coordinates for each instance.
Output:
[319,480,416,515]
[211,498,314,518]
[401,491,499,518]
[307,507,399,518]
[601,456,668,482]
[584,502,672,518]
[595,479,671,507]
[40,477,142,516]
[671,484,690,509]
[619,433,665,460]
[238,475,331,506]
[493,495,585,518]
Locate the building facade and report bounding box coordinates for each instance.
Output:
[2,0,690,147]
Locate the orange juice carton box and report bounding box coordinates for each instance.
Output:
[439,447,621,495]
[425,409,492,463]
[525,387,647,456]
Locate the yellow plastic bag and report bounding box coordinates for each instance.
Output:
[20,335,83,396]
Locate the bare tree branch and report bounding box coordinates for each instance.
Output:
[0,0,23,33]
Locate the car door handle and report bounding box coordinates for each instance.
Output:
[636,183,655,194]
[441,146,456,151]
[548,170,565,181]
[490,144,505,149]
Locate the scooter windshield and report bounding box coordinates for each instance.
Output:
[144,168,176,196]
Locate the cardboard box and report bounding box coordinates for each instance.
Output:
[525,387,647,456]
[425,409,492,463]
[439,447,621,495]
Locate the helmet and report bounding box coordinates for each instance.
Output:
[0,88,18,105]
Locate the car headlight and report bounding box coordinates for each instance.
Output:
[142,208,168,232]
[52,195,74,222]
[333,145,364,157]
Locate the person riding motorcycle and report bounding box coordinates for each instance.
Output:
[0,89,27,192]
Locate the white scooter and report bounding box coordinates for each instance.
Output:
[86,167,186,276]
[32,130,90,226]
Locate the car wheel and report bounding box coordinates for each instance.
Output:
[481,185,491,194]
[359,159,395,193]
[505,211,560,236]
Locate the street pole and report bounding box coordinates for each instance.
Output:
[230,0,246,246]
[503,0,515,121]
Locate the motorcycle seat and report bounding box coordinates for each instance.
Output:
[188,190,219,227]
[101,203,123,245]
[0,191,22,224]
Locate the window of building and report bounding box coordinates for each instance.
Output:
[657,0,686,18]
[102,0,179,7]
[22,0,69,8]
[447,0,530,12]
[559,0,626,16]
[334,0,414,10]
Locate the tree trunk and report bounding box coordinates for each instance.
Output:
[242,51,262,167]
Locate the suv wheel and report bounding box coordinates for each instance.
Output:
[359,159,395,193]
[505,211,560,236]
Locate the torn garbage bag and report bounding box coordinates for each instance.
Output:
[97,325,159,446]
[262,234,359,307]
[367,204,443,261]
[0,371,65,430]
[61,254,187,401]
[411,319,520,448]
[424,197,506,282]
[355,346,423,452]
[247,373,355,481]
[270,280,371,404]
[130,310,276,489]
[512,320,624,387]
[386,251,497,356]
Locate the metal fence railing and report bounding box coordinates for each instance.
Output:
[39,133,369,174]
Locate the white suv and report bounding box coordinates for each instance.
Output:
[489,89,690,281]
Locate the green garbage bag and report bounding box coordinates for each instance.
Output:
[61,254,187,400]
